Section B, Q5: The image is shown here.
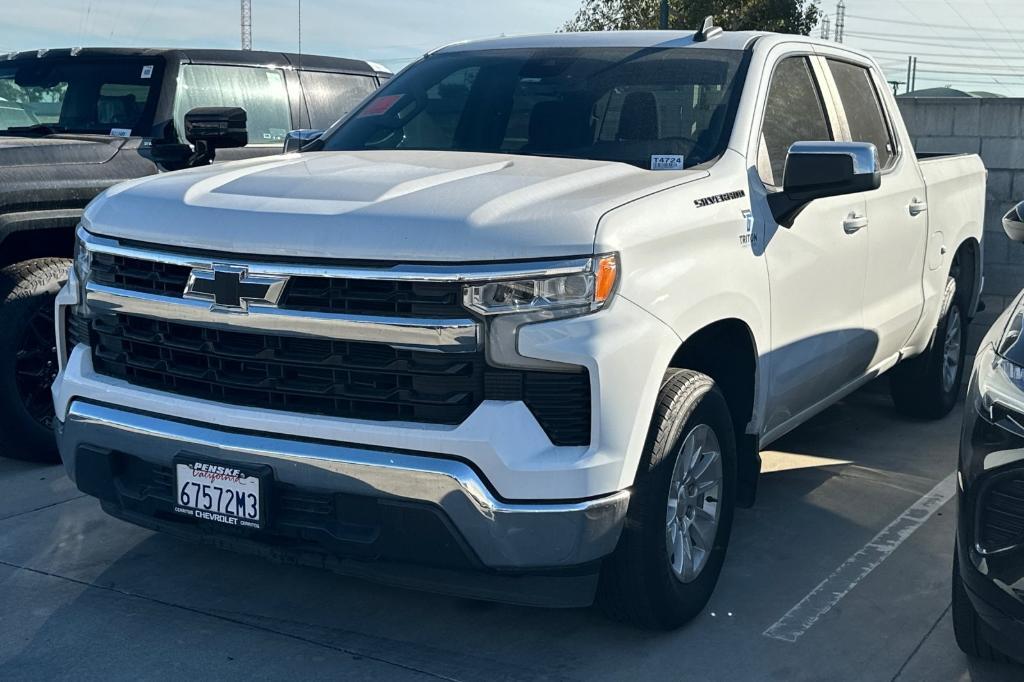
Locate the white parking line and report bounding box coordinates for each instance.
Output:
[762,472,957,643]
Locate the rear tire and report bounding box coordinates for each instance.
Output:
[952,552,1017,664]
[599,369,737,629]
[890,276,965,419]
[0,258,70,463]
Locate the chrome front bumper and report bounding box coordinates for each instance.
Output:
[58,401,629,570]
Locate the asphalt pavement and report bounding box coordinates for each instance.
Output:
[0,382,1021,681]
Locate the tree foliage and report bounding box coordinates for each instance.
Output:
[564,0,820,36]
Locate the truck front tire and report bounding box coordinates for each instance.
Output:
[0,258,71,463]
[599,369,737,629]
[889,276,965,419]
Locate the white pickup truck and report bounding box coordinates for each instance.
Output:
[53,25,986,628]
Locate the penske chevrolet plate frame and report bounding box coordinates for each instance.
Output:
[173,455,271,530]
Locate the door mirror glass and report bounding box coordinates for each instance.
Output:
[1004,202,1024,242]
[768,141,881,226]
[283,129,324,154]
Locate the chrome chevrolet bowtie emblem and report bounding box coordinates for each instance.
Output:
[183,265,288,312]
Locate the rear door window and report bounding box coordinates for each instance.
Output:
[298,71,378,129]
[758,57,833,187]
[826,59,896,168]
[174,64,291,145]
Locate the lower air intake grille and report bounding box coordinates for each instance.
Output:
[979,472,1024,552]
[85,312,591,445]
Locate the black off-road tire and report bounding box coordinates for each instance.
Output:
[952,554,1018,665]
[0,258,71,463]
[598,369,737,630]
[890,276,966,419]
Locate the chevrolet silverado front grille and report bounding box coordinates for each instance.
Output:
[86,312,592,444]
[91,252,191,296]
[92,312,484,424]
[91,251,467,318]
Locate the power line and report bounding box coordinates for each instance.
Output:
[885,0,1008,92]
[866,47,1024,61]
[982,0,1024,67]
[914,68,1024,78]
[940,0,1016,88]
[846,14,1004,31]
[905,74,1019,87]
[886,59,1024,70]
[846,31,1024,44]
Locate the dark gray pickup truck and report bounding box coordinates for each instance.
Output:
[0,47,387,461]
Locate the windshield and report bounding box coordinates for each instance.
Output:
[320,47,747,169]
[0,58,163,135]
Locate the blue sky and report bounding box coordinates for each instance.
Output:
[0,1,582,71]
[2,1,1024,95]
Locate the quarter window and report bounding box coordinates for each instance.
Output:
[827,59,895,168]
[758,57,833,187]
[174,64,291,145]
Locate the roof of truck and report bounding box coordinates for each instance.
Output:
[433,30,769,54]
[0,47,391,76]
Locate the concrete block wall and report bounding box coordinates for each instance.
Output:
[897,98,1024,351]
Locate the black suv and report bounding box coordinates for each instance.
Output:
[0,48,387,461]
[954,201,1024,665]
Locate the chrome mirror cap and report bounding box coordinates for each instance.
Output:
[787,141,880,175]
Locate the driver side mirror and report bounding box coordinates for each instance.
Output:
[768,141,881,227]
[1003,202,1024,242]
[283,129,324,154]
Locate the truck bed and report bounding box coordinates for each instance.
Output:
[917,151,986,316]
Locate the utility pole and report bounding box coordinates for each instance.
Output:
[820,16,831,40]
[906,55,913,94]
[241,0,252,51]
[834,0,846,43]
[911,56,918,92]
[297,0,302,55]
[659,0,669,29]
[888,80,905,96]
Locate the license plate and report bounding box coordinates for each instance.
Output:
[174,460,264,529]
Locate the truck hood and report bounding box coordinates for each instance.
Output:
[0,135,124,167]
[84,150,707,262]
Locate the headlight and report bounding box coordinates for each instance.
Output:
[463,253,618,316]
[464,254,618,372]
[977,296,1024,416]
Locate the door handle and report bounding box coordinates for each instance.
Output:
[909,198,928,216]
[843,212,868,234]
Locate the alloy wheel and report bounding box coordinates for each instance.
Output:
[665,423,723,583]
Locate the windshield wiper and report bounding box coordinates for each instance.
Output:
[0,123,66,136]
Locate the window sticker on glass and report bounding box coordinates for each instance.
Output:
[141,65,153,79]
[357,94,403,118]
[651,155,685,170]
[110,128,132,137]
